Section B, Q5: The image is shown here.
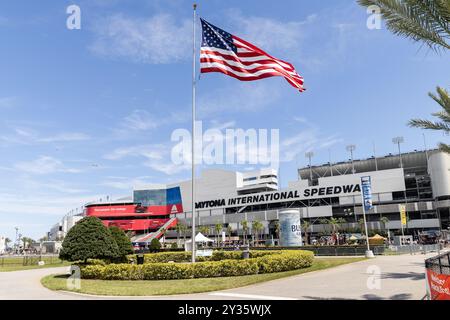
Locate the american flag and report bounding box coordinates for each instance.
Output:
[200,18,305,92]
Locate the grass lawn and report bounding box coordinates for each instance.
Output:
[0,256,70,272]
[41,257,365,296]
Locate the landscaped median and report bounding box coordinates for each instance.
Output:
[41,255,366,296]
[79,250,314,280]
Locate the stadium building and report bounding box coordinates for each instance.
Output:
[67,150,450,244]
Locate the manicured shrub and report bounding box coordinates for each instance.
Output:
[149,238,161,252]
[59,216,119,262]
[257,250,314,273]
[82,250,314,280]
[109,226,133,261]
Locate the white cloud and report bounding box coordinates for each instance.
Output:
[280,124,342,162]
[0,96,17,109]
[227,10,316,54]
[101,176,158,190]
[89,13,191,64]
[0,127,90,146]
[38,132,90,143]
[123,109,159,131]
[0,193,101,217]
[198,81,282,117]
[104,143,189,175]
[14,156,81,175]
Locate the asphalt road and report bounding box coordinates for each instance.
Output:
[0,252,440,300]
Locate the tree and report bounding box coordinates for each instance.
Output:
[175,222,182,246]
[215,224,223,247]
[59,216,119,263]
[274,221,280,240]
[21,237,34,249]
[358,0,450,51]
[109,226,133,261]
[241,220,249,245]
[199,225,210,236]
[252,221,264,246]
[226,225,233,241]
[302,221,311,245]
[149,238,161,252]
[160,228,167,247]
[4,238,11,248]
[39,236,48,243]
[380,216,390,230]
[409,87,450,153]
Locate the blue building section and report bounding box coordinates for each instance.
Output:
[133,187,182,207]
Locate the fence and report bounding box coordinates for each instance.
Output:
[0,255,63,268]
[425,251,450,275]
[425,251,450,300]
[249,245,385,256]
[387,243,443,255]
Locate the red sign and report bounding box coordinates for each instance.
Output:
[427,269,450,300]
[86,204,183,217]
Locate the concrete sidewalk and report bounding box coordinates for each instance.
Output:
[0,253,438,300]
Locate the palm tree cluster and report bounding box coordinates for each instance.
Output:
[252,220,265,246]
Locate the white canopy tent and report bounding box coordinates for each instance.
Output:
[185,233,214,252]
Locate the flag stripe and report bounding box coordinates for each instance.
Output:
[200,54,302,79]
[200,62,304,90]
[200,58,303,82]
[200,49,296,73]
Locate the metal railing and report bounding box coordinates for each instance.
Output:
[387,243,443,255]
[425,251,450,275]
[0,254,63,267]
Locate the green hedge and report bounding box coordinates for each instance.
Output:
[81,250,314,280]
[126,250,281,264]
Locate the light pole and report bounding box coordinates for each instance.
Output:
[346,145,356,174]
[392,136,404,168]
[14,227,18,254]
[305,152,314,183]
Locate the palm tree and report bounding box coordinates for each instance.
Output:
[409,87,450,153]
[358,218,366,234]
[302,220,311,245]
[199,225,210,236]
[241,220,249,245]
[380,216,390,230]
[159,228,167,247]
[4,238,11,248]
[358,0,450,51]
[215,224,223,247]
[226,225,233,242]
[175,222,182,246]
[274,221,281,241]
[21,237,34,249]
[252,221,264,246]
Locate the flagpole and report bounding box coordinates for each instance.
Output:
[191,3,197,263]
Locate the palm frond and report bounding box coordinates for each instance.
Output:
[429,86,450,113]
[408,119,450,131]
[439,143,450,153]
[358,0,450,51]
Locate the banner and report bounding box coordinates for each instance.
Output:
[361,176,373,211]
[426,269,450,300]
[400,205,407,226]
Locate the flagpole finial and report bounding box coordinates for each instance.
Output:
[193,3,197,10]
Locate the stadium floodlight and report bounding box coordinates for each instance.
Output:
[346,145,356,174]
[305,152,314,182]
[392,136,405,168]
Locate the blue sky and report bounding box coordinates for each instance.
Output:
[0,0,448,240]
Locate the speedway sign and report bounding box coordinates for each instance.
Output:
[195,183,362,209]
